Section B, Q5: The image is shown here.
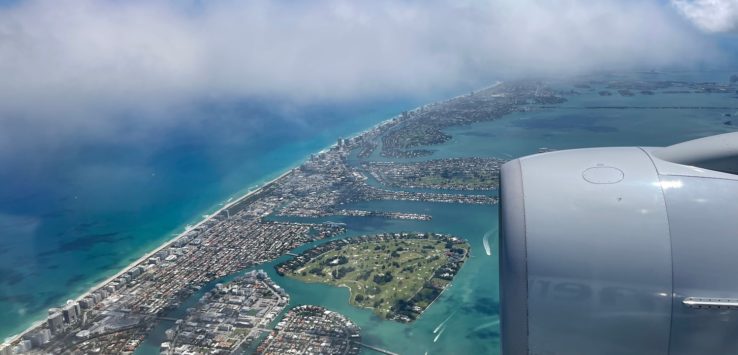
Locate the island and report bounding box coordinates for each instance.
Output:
[364,157,504,190]
[276,233,470,323]
[0,81,561,354]
[6,75,737,354]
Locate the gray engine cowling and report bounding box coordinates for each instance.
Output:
[499,132,738,355]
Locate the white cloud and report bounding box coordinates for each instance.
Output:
[0,0,712,105]
[672,0,738,32]
[0,0,718,151]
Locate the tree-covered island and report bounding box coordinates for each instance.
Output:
[275,233,470,323]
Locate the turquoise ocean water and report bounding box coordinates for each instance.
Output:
[0,97,425,340]
[139,72,737,355]
[2,71,738,354]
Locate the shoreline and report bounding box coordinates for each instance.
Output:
[3,169,295,345]
[2,100,409,345]
[2,82,498,346]
[280,236,470,323]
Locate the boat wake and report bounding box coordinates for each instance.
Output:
[433,326,446,343]
[482,227,497,256]
[473,319,500,332]
[433,311,456,334]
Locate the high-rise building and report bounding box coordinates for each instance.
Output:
[62,302,79,324]
[80,297,95,309]
[26,329,51,347]
[17,339,32,353]
[0,343,12,355]
[47,311,64,334]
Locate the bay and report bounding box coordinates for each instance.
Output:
[3,71,737,353]
[138,71,737,355]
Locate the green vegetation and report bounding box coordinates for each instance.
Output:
[364,158,503,191]
[283,235,469,322]
[412,174,496,190]
[382,125,451,150]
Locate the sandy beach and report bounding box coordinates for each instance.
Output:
[2,93,432,346]
[3,168,295,345]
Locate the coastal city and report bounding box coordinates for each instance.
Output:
[2,80,544,355]
[162,270,287,354]
[7,77,730,354]
[256,305,361,355]
[3,214,345,354]
[5,0,738,353]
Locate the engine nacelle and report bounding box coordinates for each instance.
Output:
[499,132,738,355]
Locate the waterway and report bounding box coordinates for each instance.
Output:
[136,71,738,354]
[138,200,499,355]
[0,97,428,341]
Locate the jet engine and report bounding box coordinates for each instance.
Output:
[499,132,738,355]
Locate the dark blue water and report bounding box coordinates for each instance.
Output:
[3,70,738,349]
[0,96,427,340]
